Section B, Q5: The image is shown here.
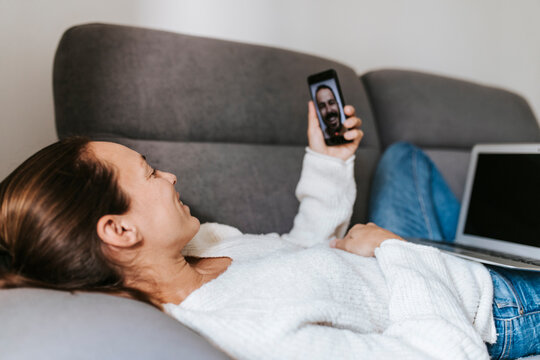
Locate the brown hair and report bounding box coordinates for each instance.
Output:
[0,137,160,309]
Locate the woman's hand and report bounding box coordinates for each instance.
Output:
[307,101,363,161]
[330,223,405,257]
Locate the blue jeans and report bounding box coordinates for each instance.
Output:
[369,142,540,360]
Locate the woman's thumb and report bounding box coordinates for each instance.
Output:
[330,238,343,249]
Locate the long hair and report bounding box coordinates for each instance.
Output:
[0,137,160,309]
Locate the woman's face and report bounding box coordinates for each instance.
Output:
[90,142,200,251]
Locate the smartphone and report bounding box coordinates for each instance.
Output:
[307,69,351,146]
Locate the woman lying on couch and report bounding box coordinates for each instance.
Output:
[0,103,538,360]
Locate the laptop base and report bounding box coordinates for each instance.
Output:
[406,237,540,272]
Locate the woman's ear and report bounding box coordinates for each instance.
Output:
[96,215,142,248]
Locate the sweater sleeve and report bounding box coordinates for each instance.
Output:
[273,320,488,360]
[172,294,489,360]
[372,239,491,359]
[262,244,490,360]
[280,147,356,247]
[299,247,488,359]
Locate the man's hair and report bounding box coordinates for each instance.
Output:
[315,84,336,99]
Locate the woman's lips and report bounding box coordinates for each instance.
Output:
[176,192,190,212]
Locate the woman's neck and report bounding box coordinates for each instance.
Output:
[125,254,231,305]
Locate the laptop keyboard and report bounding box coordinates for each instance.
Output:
[410,238,540,266]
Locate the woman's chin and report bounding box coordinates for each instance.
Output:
[190,217,201,235]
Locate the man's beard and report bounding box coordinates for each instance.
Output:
[324,111,341,131]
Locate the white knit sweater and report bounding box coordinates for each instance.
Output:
[164,148,496,360]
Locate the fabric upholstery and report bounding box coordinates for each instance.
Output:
[53,22,382,235]
[105,138,379,234]
[424,149,471,201]
[54,23,379,149]
[362,69,540,150]
[114,138,305,234]
[0,288,229,360]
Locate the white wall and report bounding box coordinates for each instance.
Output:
[0,0,141,180]
[1,0,539,180]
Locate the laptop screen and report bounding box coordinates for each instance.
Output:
[464,153,540,247]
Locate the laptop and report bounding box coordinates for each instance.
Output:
[407,143,540,271]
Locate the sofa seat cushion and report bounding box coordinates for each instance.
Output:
[0,288,228,360]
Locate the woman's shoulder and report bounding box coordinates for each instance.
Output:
[182,222,299,261]
[195,222,244,242]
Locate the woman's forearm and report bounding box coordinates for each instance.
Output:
[282,147,356,247]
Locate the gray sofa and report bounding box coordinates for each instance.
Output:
[1,23,539,359]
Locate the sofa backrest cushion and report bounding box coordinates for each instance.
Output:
[104,138,380,234]
[362,69,540,200]
[53,23,381,233]
[362,69,540,150]
[54,23,379,149]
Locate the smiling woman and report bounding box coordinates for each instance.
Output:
[89,141,229,304]
[0,104,538,359]
[0,137,232,307]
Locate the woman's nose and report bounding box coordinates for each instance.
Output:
[159,171,177,185]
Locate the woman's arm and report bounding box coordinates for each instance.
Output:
[281,103,363,247]
[304,226,493,360]
[261,242,490,359]
[273,305,489,360]
[183,103,362,255]
[281,149,356,246]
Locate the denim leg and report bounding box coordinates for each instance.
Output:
[369,142,460,241]
[486,267,540,359]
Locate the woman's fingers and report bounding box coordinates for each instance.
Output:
[329,238,347,251]
[344,128,364,141]
[330,223,404,257]
[307,101,363,160]
[344,115,362,130]
[344,105,356,117]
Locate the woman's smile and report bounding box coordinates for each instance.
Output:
[89,141,201,249]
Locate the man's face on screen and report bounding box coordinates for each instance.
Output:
[316,87,341,134]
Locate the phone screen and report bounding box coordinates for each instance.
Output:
[308,70,350,145]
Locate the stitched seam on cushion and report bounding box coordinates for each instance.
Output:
[412,149,434,239]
